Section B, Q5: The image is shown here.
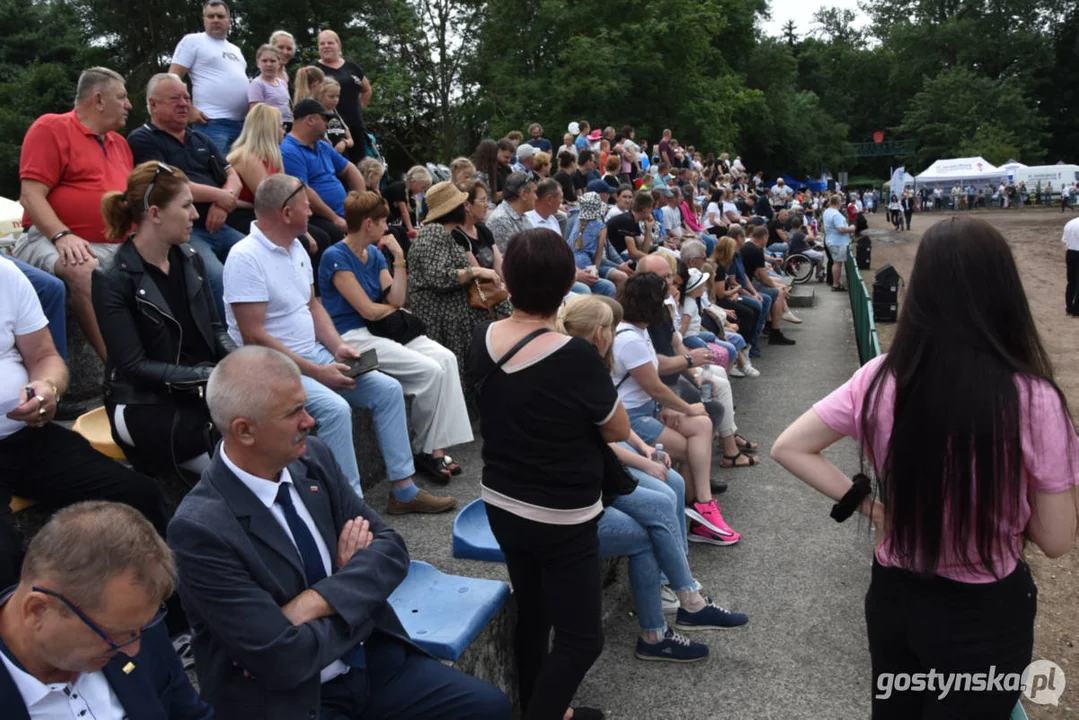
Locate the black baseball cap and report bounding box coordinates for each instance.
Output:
[293,98,334,120]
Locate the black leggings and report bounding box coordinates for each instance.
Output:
[866,559,1036,719]
[1066,249,1079,314]
[486,505,604,719]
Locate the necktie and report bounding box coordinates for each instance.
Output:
[275,483,365,668]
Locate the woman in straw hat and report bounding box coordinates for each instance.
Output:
[406,181,512,395]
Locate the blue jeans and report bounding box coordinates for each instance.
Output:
[298,344,415,497]
[698,232,717,256]
[685,332,736,366]
[570,279,616,297]
[11,257,67,359]
[599,470,695,633]
[767,242,788,256]
[200,118,245,156]
[725,331,747,352]
[188,225,246,318]
[741,294,771,351]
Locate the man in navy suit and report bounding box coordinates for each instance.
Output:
[168,346,509,719]
[0,501,211,719]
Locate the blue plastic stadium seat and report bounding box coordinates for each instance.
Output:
[1011,702,1028,720]
[452,498,506,562]
[388,560,510,662]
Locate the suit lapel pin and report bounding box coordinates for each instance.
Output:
[122,661,135,674]
[310,485,319,493]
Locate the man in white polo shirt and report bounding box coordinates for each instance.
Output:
[1064,216,1079,316]
[222,174,455,514]
[526,178,615,298]
[168,0,249,155]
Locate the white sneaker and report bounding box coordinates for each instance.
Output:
[743,362,761,377]
[728,365,745,378]
[661,585,679,614]
[782,311,803,324]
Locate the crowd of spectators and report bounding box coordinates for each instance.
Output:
[0,5,865,715]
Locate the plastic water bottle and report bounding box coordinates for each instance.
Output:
[700,375,713,403]
[652,443,667,465]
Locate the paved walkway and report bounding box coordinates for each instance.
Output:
[370,283,876,718]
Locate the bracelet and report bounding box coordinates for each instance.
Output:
[42,378,61,401]
[50,230,73,243]
[394,260,406,269]
[683,353,693,368]
[465,266,474,281]
[830,473,873,523]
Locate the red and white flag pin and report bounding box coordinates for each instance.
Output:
[310,485,319,493]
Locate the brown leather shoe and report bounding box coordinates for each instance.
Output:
[386,488,457,515]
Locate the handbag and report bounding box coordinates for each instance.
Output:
[367,309,426,345]
[599,440,638,507]
[468,275,509,315]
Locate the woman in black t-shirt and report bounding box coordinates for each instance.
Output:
[467,229,629,720]
[315,29,369,163]
[452,179,503,273]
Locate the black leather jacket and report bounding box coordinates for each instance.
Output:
[92,239,235,406]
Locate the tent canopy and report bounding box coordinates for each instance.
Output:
[915,157,1005,187]
[0,197,23,237]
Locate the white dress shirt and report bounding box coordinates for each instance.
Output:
[220,447,349,683]
[1064,217,1079,251]
[0,619,125,719]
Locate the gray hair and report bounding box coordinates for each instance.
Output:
[207,346,302,433]
[21,501,175,612]
[269,29,295,44]
[668,186,682,198]
[502,172,534,201]
[74,67,125,105]
[681,239,707,261]
[254,174,304,216]
[535,178,562,200]
[145,72,185,113]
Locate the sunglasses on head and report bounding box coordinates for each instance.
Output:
[143,162,175,212]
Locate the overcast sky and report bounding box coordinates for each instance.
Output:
[760,0,870,39]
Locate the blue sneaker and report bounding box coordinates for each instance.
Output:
[675,598,749,631]
[635,627,709,663]
[749,346,762,358]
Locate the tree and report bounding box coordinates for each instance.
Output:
[897,67,1045,166]
[782,19,797,48]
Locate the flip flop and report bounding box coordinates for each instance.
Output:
[440,454,463,476]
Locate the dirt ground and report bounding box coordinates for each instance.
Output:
[856,208,1078,719]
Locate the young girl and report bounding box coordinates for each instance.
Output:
[888,194,902,231]
[247,45,291,125]
[316,77,354,156]
[773,216,1078,717]
[292,65,324,105]
[573,192,629,292]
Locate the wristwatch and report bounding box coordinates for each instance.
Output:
[683,353,694,368]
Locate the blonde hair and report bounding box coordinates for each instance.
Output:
[712,235,737,269]
[358,157,385,187]
[532,151,551,176]
[317,76,341,103]
[318,29,342,48]
[405,165,433,188]
[227,103,284,172]
[450,157,475,184]
[293,66,325,104]
[255,43,280,62]
[557,295,617,370]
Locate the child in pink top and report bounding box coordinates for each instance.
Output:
[772,215,1077,718]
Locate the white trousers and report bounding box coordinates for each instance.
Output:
[341,328,474,454]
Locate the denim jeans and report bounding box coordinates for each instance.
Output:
[188,224,246,318]
[742,293,771,350]
[599,467,696,632]
[570,279,616,297]
[200,118,245,156]
[767,242,788,256]
[11,257,67,359]
[298,344,415,497]
[698,232,717,256]
[683,331,732,367]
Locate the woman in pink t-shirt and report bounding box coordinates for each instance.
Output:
[773,216,1077,718]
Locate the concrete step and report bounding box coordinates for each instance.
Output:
[787,283,817,308]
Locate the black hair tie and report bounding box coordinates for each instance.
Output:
[831,473,873,523]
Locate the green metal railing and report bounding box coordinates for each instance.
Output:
[846,254,882,365]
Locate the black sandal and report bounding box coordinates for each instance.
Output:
[440,454,462,476]
[733,434,759,453]
[720,452,760,469]
[414,453,452,484]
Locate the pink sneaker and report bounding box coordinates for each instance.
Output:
[689,521,740,546]
[686,499,741,539]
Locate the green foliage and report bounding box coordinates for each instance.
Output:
[897,67,1045,166]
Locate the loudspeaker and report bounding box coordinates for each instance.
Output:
[874,264,900,285]
[874,301,898,323]
[856,235,872,270]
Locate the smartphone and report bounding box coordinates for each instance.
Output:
[343,349,379,378]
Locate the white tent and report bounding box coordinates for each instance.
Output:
[0,197,23,246]
[999,159,1027,179]
[915,157,1006,188]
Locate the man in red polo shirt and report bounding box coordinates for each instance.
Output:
[13,67,133,360]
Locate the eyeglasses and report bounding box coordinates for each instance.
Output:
[32,586,168,652]
[281,181,307,211]
[143,162,175,212]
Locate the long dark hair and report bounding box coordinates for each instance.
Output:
[470,139,500,196]
[860,217,1073,578]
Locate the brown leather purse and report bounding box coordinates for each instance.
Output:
[467,275,509,314]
